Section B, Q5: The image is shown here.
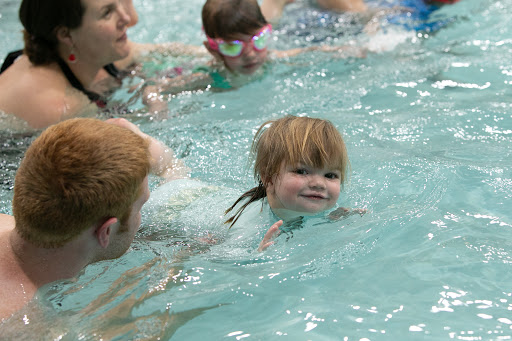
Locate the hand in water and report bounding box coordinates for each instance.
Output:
[258,220,283,252]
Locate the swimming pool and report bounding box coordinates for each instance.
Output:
[1,0,512,339]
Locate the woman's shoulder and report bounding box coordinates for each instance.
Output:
[0,56,67,94]
[0,57,94,129]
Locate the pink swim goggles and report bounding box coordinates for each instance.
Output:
[206,24,272,58]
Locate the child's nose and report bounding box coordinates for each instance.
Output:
[309,175,326,189]
[242,42,257,57]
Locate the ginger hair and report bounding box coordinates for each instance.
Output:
[13,118,150,248]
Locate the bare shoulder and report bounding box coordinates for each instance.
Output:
[0,214,15,232]
[0,57,95,129]
[0,214,34,321]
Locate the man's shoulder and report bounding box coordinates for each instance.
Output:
[0,214,34,321]
[0,214,15,232]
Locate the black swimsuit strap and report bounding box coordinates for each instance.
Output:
[55,58,107,108]
[103,63,121,79]
[0,49,23,74]
[1,50,108,108]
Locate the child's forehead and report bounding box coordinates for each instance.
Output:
[281,160,341,171]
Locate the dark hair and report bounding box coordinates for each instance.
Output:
[19,0,84,65]
[202,0,268,40]
[225,116,349,227]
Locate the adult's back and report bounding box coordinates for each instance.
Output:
[0,0,131,130]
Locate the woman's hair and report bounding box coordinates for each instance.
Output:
[225,116,349,227]
[12,118,150,248]
[202,0,268,40]
[19,0,84,65]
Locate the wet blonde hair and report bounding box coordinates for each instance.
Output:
[225,116,349,227]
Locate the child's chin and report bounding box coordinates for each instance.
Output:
[239,64,261,75]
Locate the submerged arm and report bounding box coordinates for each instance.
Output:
[142,72,213,114]
[117,41,209,69]
[271,44,367,59]
[328,207,367,220]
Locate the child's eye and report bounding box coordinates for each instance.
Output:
[325,172,339,179]
[294,168,308,175]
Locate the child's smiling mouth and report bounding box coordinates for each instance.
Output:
[301,194,327,200]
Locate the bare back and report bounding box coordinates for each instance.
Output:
[0,55,97,130]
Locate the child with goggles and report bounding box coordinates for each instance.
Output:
[142,0,364,114]
[205,24,272,60]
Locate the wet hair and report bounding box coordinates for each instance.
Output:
[225,116,349,227]
[19,0,84,65]
[202,0,268,40]
[12,118,150,248]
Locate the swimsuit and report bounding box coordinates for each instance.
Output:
[103,63,121,79]
[193,65,233,89]
[0,50,23,73]
[384,0,456,32]
[280,0,455,43]
[0,49,122,108]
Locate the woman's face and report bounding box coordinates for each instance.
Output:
[121,0,138,27]
[70,0,131,66]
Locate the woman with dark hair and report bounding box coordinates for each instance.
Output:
[0,0,132,130]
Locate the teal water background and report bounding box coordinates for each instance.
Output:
[1,0,511,339]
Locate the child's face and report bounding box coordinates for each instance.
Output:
[266,162,341,217]
[207,26,270,75]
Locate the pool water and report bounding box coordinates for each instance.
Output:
[1,0,512,339]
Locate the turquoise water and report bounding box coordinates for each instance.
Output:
[1,0,512,339]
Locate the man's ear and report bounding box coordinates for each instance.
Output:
[55,26,73,47]
[95,217,119,249]
[203,41,223,61]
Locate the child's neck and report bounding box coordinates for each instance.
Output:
[270,207,306,222]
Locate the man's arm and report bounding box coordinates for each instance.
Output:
[316,0,367,12]
[261,0,295,24]
[106,118,190,181]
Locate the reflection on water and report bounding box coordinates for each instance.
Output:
[1,0,512,339]
[0,129,35,213]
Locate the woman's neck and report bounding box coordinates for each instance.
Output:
[56,48,103,88]
[66,59,102,89]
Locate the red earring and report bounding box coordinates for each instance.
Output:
[68,47,77,63]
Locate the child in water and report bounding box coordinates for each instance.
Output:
[142,115,363,253]
[143,0,363,113]
[224,116,364,251]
